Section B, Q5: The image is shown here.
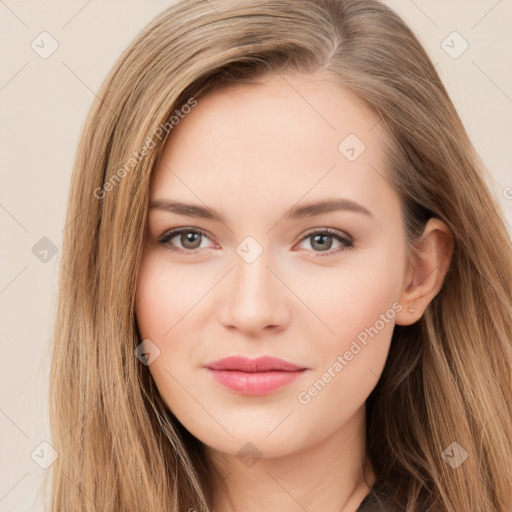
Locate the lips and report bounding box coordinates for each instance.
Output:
[204,356,307,396]
[205,355,305,372]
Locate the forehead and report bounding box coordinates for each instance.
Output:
[151,73,391,219]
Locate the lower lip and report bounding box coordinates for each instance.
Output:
[206,369,306,396]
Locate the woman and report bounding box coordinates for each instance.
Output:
[47,0,512,511]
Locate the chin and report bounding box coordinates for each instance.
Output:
[188,418,319,461]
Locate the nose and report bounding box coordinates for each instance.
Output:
[217,248,290,336]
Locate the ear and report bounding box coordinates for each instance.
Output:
[395,218,454,326]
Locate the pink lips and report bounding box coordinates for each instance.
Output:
[204,356,307,396]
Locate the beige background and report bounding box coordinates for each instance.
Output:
[1,1,511,510]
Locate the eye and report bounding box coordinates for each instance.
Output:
[296,228,353,257]
[158,227,354,257]
[158,228,215,255]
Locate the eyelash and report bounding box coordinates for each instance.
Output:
[157,227,354,258]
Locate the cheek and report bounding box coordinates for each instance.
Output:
[134,252,210,385]
[293,248,405,403]
[134,257,190,411]
[295,252,405,350]
[293,280,400,439]
[135,252,205,339]
[135,263,168,341]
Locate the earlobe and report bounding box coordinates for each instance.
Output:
[395,218,454,326]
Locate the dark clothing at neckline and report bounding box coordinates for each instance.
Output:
[356,479,404,511]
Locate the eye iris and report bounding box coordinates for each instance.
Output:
[311,233,332,251]
[181,232,202,249]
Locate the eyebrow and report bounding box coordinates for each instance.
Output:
[149,197,373,223]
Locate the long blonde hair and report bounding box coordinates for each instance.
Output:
[47,1,512,510]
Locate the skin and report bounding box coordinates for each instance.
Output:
[135,73,453,512]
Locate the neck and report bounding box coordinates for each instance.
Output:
[205,405,376,512]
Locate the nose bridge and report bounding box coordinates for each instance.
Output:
[220,238,288,332]
[234,246,273,300]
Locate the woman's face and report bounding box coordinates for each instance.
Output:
[135,73,410,458]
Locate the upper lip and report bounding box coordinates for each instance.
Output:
[204,356,306,372]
